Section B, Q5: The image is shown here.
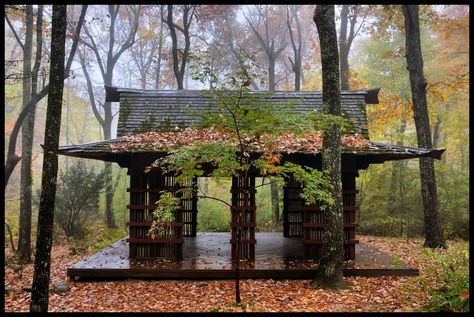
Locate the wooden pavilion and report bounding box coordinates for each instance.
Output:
[58,87,444,269]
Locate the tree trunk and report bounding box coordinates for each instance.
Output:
[270,180,280,222]
[102,113,117,228]
[432,114,441,148]
[312,5,344,289]
[294,57,301,91]
[18,5,33,263]
[286,5,302,91]
[30,5,67,312]
[155,5,165,89]
[166,5,184,90]
[268,56,276,91]
[339,5,350,90]
[402,5,446,248]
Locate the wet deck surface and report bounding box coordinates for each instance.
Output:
[68,233,418,280]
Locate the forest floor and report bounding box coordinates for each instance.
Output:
[4,235,468,312]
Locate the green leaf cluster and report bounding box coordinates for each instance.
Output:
[277,162,335,208]
[148,192,179,239]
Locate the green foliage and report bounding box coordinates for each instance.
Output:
[34,161,105,239]
[305,112,355,135]
[148,192,179,239]
[91,227,128,253]
[145,67,341,235]
[156,143,241,182]
[277,162,334,208]
[422,245,469,312]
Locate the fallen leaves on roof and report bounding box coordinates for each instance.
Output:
[109,127,372,154]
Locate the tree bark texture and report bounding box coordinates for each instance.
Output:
[402,5,446,248]
[29,5,67,312]
[313,5,344,289]
[18,5,33,263]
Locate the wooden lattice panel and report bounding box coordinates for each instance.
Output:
[181,178,198,237]
[342,173,358,260]
[301,173,359,261]
[127,170,198,259]
[230,176,256,260]
[283,177,304,237]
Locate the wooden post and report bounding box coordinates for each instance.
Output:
[127,169,184,260]
[230,176,256,260]
[182,177,198,237]
[302,172,359,260]
[342,172,358,260]
[283,176,304,237]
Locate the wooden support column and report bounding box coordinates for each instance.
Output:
[126,169,184,260]
[283,177,304,237]
[342,172,359,260]
[302,203,324,259]
[182,177,198,237]
[230,176,256,260]
[302,172,359,261]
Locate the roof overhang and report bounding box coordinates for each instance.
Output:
[58,133,445,168]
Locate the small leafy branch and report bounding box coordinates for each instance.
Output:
[145,57,355,238]
[145,61,350,302]
[148,191,179,239]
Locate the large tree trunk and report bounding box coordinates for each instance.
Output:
[29,5,67,312]
[402,5,446,248]
[312,5,344,289]
[268,56,276,91]
[18,5,33,263]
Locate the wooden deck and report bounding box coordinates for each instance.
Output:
[68,233,418,280]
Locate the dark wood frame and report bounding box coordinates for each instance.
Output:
[123,154,361,261]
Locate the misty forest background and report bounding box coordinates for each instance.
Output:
[4,5,469,254]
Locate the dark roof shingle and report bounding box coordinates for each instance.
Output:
[106,87,379,138]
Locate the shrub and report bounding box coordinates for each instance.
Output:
[35,162,106,239]
[422,245,469,312]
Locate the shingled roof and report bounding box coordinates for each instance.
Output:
[105,87,380,138]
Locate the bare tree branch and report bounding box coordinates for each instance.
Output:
[5,5,88,188]
[5,13,25,52]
